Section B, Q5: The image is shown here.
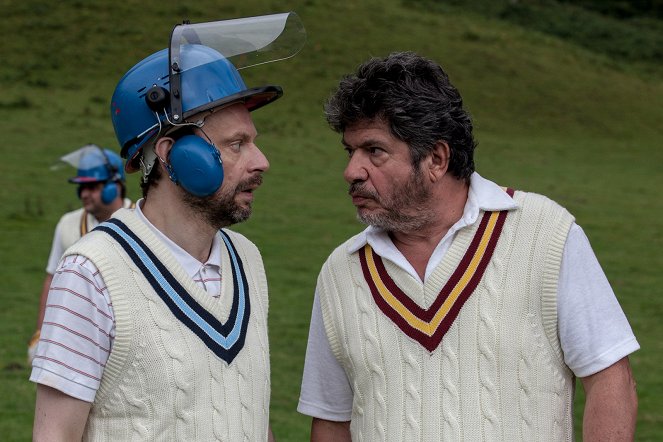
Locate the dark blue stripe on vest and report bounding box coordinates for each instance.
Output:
[95,218,250,364]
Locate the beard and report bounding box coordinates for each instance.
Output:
[182,174,263,229]
[349,167,435,233]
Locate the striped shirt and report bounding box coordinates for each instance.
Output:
[30,202,224,402]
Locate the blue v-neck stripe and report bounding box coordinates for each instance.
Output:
[96,218,250,364]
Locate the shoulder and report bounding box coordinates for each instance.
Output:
[336,233,363,257]
[512,190,575,223]
[56,207,86,225]
[321,233,363,273]
[56,253,103,280]
[219,228,260,254]
[513,190,566,210]
[66,223,117,256]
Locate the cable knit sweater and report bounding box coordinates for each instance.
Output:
[65,209,271,441]
[318,191,575,441]
[57,207,91,249]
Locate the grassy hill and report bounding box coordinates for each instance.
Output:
[1,0,661,439]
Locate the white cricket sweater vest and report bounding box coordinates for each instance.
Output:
[58,207,92,250]
[66,209,271,441]
[58,199,134,251]
[318,191,576,442]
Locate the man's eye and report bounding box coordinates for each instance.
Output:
[229,142,242,151]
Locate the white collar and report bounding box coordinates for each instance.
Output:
[134,199,222,278]
[347,172,518,281]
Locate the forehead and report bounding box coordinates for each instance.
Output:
[342,119,401,148]
[197,103,256,136]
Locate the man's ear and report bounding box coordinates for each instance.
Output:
[427,140,451,182]
[153,137,175,170]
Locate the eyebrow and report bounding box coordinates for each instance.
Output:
[218,130,258,144]
[341,137,386,149]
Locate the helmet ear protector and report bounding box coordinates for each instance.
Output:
[164,134,224,197]
[146,87,225,197]
[100,148,120,204]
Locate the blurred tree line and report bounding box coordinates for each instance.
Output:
[558,0,663,19]
[405,0,663,69]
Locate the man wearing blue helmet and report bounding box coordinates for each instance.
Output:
[31,13,304,442]
[28,145,132,364]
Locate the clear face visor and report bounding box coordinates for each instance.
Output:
[168,11,306,123]
[52,144,122,184]
[54,144,107,172]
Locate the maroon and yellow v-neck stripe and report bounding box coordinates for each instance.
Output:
[358,188,514,352]
[79,202,135,237]
[79,210,90,237]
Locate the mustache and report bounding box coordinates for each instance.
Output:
[348,182,377,199]
[236,174,263,192]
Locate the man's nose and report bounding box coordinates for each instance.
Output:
[249,143,270,173]
[343,152,368,184]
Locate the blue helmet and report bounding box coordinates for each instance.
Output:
[111,44,282,172]
[68,147,125,184]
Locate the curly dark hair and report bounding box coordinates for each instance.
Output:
[325,52,476,180]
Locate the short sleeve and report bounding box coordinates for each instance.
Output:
[30,255,116,402]
[298,292,353,421]
[557,224,639,377]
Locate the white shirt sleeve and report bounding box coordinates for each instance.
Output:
[30,255,115,403]
[45,220,66,274]
[297,292,353,421]
[557,224,639,377]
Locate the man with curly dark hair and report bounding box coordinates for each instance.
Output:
[298,52,638,441]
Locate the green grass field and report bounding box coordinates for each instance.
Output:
[1,0,661,440]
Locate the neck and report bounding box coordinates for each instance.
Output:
[141,191,217,263]
[93,198,124,223]
[390,177,469,280]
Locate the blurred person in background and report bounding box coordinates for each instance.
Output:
[28,145,131,363]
